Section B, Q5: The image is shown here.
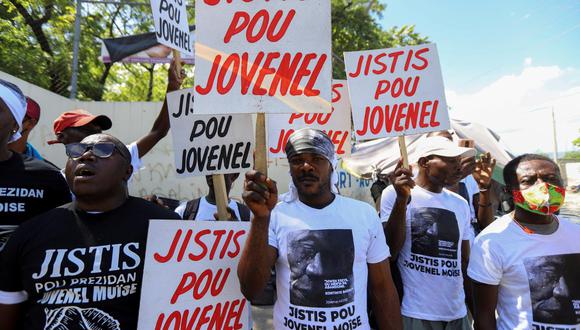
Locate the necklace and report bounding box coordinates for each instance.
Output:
[509,212,558,234]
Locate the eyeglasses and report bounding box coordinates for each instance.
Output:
[65,142,125,160]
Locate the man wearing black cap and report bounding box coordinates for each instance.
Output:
[238,128,401,329]
[380,136,475,329]
[0,133,180,329]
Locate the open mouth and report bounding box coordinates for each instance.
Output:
[74,167,96,178]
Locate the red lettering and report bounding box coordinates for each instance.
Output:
[388,50,404,73]
[224,12,250,43]
[412,47,429,70]
[269,53,302,96]
[189,229,211,261]
[303,54,325,96]
[356,106,371,136]
[267,9,295,42]
[218,230,235,259]
[240,52,263,94]
[246,10,269,43]
[405,76,420,97]
[195,55,221,95]
[171,272,196,304]
[394,103,406,131]
[419,101,432,128]
[370,105,383,135]
[288,113,303,124]
[217,54,240,94]
[404,49,414,71]
[209,230,227,260]
[227,230,246,258]
[154,229,183,263]
[405,102,420,130]
[374,80,390,100]
[372,52,388,75]
[331,83,342,102]
[252,52,279,95]
[429,100,440,127]
[349,55,364,78]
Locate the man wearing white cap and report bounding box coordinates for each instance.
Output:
[380,136,476,329]
[239,128,402,329]
[0,79,71,250]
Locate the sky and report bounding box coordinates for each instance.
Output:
[379,0,580,155]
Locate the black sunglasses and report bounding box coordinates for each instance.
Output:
[65,142,126,160]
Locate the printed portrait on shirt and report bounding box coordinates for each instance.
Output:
[287,229,354,308]
[45,306,120,329]
[410,207,459,259]
[0,225,17,251]
[524,253,580,326]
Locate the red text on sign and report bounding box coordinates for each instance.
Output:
[224,10,295,43]
[155,299,246,330]
[356,100,440,136]
[348,47,430,78]
[170,268,230,303]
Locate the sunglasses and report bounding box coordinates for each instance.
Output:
[65,142,126,160]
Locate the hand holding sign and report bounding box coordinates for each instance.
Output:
[243,170,277,219]
[388,159,415,202]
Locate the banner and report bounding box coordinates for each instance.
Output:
[167,88,254,176]
[150,0,193,55]
[344,44,450,140]
[100,30,195,64]
[138,220,251,329]
[193,0,332,114]
[267,80,352,158]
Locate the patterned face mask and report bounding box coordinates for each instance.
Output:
[512,182,565,215]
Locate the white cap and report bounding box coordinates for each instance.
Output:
[414,136,475,162]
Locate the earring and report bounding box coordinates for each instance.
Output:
[12,129,17,134]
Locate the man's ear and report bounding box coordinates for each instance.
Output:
[123,164,133,182]
[418,157,428,168]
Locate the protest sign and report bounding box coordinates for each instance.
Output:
[138,220,251,329]
[167,88,254,177]
[193,0,332,114]
[267,80,352,158]
[150,0,193,55]
[344,44,450,141]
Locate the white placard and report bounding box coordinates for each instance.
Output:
[167,88,254,176]
[138,220,251,329]
[150,0,193,55]
[193,0,332,114]
[267,80,352,158]
[344,43,450,140]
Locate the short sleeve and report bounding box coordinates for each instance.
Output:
[464,175,480,197]
[174,201,187,219]
[379,186,397,223]
[366,209,390,264]
[267,210,278,249]
[467,236,502,285]
[0,231,28,304]
[461,202,474,241]
[126,142,143,174]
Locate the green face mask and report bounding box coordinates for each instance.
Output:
[512,182,566,215]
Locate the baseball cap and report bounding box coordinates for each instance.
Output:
[414,136,476,161]
[47,109,112,145]
[25,97,41,121]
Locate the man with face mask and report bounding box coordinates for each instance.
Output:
[238,128,402,329]
[380,136,476,329]
[468,154,580,330]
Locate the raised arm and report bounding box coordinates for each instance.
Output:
[135,59,184,158]
[237,170,278,300]
[472,152,496,229]
[383,159,414,258]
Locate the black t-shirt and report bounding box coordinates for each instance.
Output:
[0,197,180,329]
[0,152,71,249]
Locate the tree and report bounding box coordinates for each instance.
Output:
[1,0,427,102]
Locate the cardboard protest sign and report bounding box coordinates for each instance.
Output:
[344,44,450,140]
[193,0,332,114]
[167,88,254,176]
[150,0,193,55]
[267,80,352,158]
[138,220,251,329]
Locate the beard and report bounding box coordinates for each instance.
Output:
[292,175,331,199]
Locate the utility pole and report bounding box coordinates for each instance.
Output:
[551,107,559,163]
[70,0,82,99]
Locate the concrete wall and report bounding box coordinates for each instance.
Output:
[1,71,373,205]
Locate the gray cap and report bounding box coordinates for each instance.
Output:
[285,128,334,163]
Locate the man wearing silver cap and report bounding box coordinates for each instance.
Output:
[380,136,476,329]
[238,128,402,329]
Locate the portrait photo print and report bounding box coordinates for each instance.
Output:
[410,207,460,259]
[524,253,580,326]
[287,229,355,308]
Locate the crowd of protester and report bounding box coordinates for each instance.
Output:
[0,65,578,330]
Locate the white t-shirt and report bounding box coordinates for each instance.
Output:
[268,194,390,330]
[461,175,479,222]
[175,197,242,221]
[380,185,473,321]
[126,142,142,177]
[468,214,580,330]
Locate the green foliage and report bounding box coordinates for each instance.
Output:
[563,150,580,160]
[573,130,580,148]
[1,0,427,101]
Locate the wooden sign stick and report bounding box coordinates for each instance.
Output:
[212,174,230,220]
[398,135,409,169]
[255,112,268,176]
[172,49,182,73]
